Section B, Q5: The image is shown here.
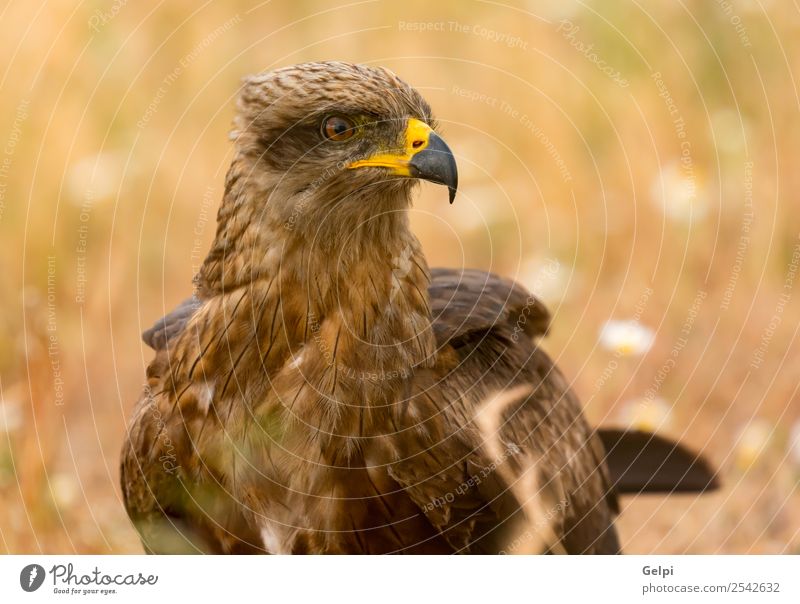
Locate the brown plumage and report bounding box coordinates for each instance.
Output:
[121,62,717,554]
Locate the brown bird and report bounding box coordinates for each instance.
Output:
[121,61,717,554]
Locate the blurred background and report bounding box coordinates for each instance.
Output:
[0,0,798,554]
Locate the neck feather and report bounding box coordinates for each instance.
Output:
[194,152,437,376]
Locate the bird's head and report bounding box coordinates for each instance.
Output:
[229,62,458,236]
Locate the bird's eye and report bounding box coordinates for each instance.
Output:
[321,115,356,141]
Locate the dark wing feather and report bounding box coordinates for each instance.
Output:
[125,301,264,554]
[428,267,550,346]
[142,296,201,350]
[597,429,720,494]
[120,394,221,554]
[388,332,620,553]
[134,269,713,555]
[387,268,621,553]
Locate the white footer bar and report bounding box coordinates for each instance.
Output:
[1,555,797,603]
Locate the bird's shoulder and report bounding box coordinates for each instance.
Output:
[139,268,550,352]
[428,267,550,349]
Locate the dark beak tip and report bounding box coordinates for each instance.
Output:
[408,132,458,204]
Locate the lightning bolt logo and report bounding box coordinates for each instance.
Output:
[20,564,45,592]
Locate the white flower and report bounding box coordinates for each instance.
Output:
[736,419,773,470]
[599,320,654,356]
[50,472,80,508]
[67,151,127,204]
[0,398,22,433]
[620,397,673,432]
[517,257,568,304]
[650,162,710,223]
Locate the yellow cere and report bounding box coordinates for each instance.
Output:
[348,117,432,175]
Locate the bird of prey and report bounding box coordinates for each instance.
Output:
[122,61,717,554]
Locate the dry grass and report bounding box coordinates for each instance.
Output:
[0,0,798,553]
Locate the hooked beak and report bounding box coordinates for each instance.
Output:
[348,118,458,203]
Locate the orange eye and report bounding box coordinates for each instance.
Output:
[322,115,356,141]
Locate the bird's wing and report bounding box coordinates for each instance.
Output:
[388,331,620,554]
[123,298,265,554]
[120,378,220,553]
[134,270,714,554]
[384,268,620,553]
[428,267,550,346]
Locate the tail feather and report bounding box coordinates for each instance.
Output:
[598,429,720,495]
